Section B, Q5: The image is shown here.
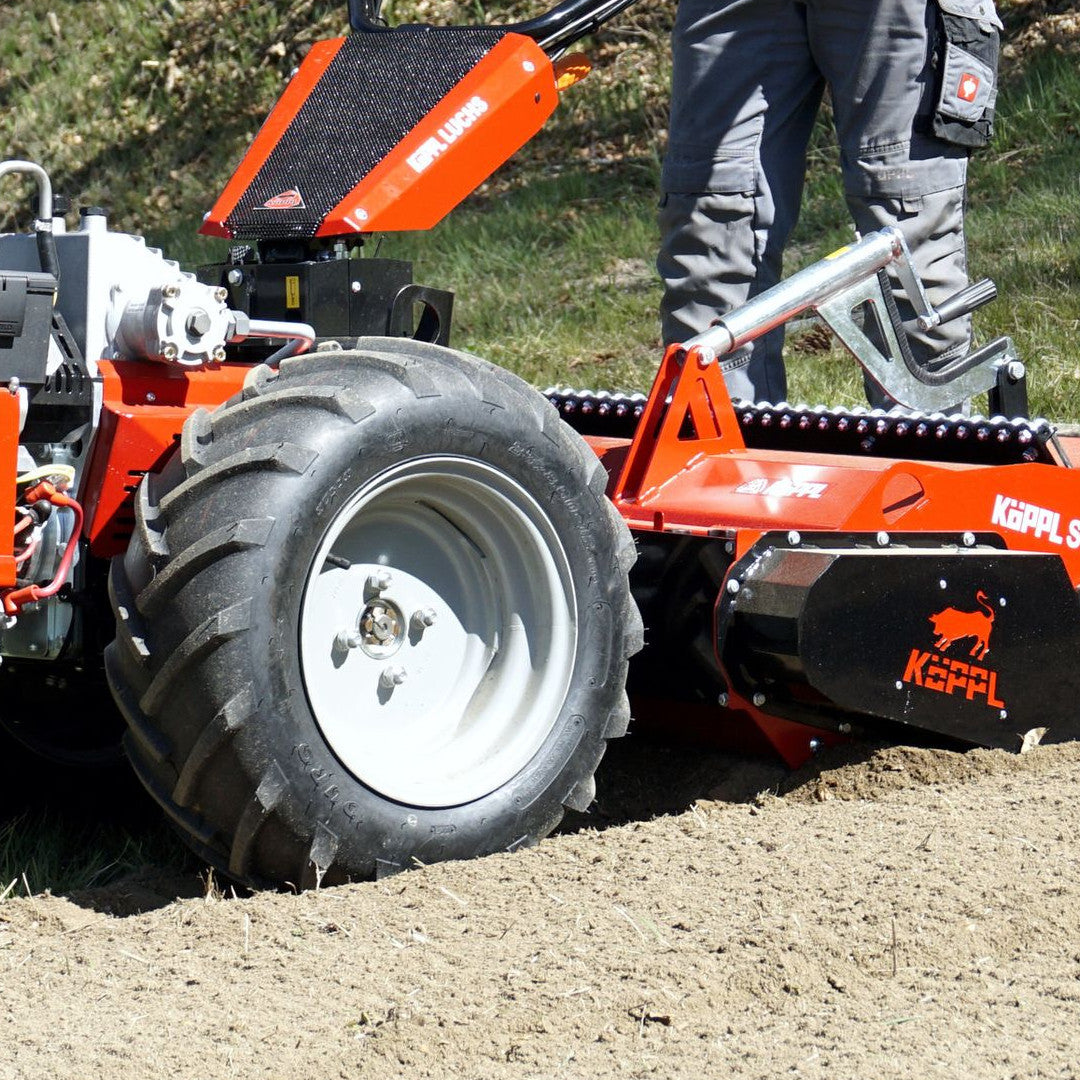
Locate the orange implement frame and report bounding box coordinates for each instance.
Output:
[80,361,250,558]
[599,343,1080,766]
[0,390,20,588]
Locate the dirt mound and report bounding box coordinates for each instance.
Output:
[4,733,1080,1078]
[783,739,1080,803]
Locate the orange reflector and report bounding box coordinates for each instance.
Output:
[554,53,592,92]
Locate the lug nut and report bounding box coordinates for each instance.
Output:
[334,629,362,651]
[366,569,392,594]
[411,607,437,630]
[380,665,407,690]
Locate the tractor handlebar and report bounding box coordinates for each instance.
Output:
[347,0,641,54]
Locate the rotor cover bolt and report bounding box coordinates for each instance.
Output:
[411,607,437,630]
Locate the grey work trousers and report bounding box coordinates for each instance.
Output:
[659,0,978,403]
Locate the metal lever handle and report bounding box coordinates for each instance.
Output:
[919,278,998,330]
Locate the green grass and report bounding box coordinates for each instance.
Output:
[0,810,189,901]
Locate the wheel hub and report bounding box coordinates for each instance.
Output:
[357,597,405,658]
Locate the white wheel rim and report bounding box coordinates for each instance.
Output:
[299,456,578,807]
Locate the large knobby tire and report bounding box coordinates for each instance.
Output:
[104,341,641,888]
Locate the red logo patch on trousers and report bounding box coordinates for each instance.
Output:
[957,73,980,103]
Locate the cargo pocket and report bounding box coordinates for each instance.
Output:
[930,0,1002,148]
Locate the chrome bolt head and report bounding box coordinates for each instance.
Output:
[334,629,362,651]
[366,569,392,594]
[411,607,437,630]
[380,665,407,690]
[186,309,212,336]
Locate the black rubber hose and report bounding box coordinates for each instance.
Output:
[36,226,60,285]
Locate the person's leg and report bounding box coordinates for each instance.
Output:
[809,0,973,381]
[659,0,822,402]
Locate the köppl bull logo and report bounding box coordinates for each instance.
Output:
[900,589,1005,712]
[928,589,995,660]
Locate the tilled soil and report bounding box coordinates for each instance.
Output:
[3,736,1080,1079]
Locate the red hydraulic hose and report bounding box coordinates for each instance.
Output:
[3,481,84,616]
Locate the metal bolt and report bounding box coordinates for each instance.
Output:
[366,569,392,594]
[838,722,852,734]
[787,530,801,546]
[696,347,716,369]
[380,665,407,690]
[145,391,156,403]
[161,283,181,299]
[350,280,363,294]
[999,709,1008,720]
[334,629,362,651]
[809,738,821,753]
[962,532,976,547]
[1006,360,1026,383]
[226,268,244,286]
[876,531,890,547]
[212,346,227,363]
[939,578,947,589]
[752,692,766,707]
[726,578,740,595]
[717,693,729,708]
[161,344,178,361]
[523,60,536,72]
[411,607,437,630]
[186,309,212,336]
[213,287,228,303]
[895,681,903,690]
